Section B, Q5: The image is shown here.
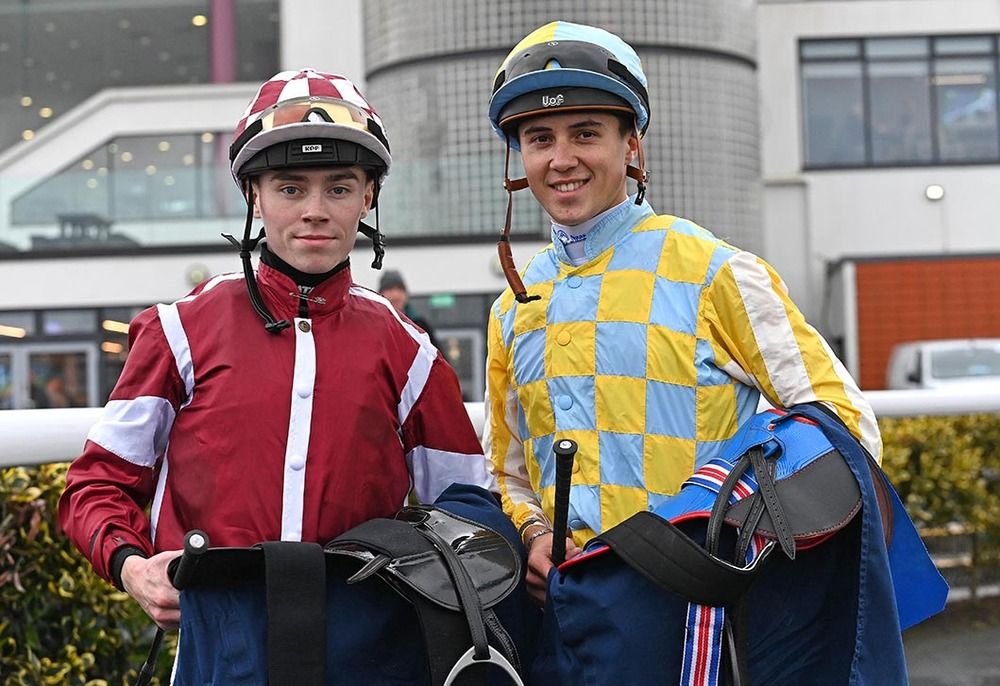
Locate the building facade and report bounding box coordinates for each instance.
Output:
[3,0,998,410]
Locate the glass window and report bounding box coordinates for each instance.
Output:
[0,352,12,410]
[199,131,245,218]
[801,40,860,60]
[29,351,88,408]
[12,146,111,227]
[802,33,1000,168]
[12,131,243,242]
[0,1,279,154]
[935,36,993,56]
[934,57,999,161]
[42,309,96,335]
[868,61,933,164]
[866,37,928,59]
[112,135,198,220]
[931,346,1000,379]
[802,62,866,166]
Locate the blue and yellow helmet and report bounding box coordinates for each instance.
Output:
[488,21,650,145]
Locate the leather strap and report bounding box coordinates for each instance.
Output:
[595,511,770,607]
[261,542,326,686]
[415,523,491,661]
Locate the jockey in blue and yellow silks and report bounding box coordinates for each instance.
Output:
[482,20,942,686]
[482,19,880,601]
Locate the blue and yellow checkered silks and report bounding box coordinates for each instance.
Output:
[485,201,881,547]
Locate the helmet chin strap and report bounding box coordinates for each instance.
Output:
[497,141,538,304]
[222,183,291,334]
[496,125,648,303]
[357,183,386,270]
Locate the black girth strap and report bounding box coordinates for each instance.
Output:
[594,512,771,607]
[261,541,326,686]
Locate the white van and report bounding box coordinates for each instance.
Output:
[886,338,1000,389]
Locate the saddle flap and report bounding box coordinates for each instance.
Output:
[724,447,861,546]
[326,507,521,612]
[656,410,861,548]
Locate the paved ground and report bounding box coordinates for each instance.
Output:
[905,595,1000,686]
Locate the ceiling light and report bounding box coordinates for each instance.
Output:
[145,165,157,175]
[101,341,125,354]
[120,151,133,162]
[158,141,171,152]
[925,184,945,201]
[0,325,27,338]
[86,178,99,189]
[101,319,130,334]
[182,153,195,165]
[22,130,34,141]
[20,96,32,107]
[39,107,53,118]
[201,132,215,143]
[192,14,208,27]
[82,159,94,170]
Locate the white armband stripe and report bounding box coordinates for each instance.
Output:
[87,397,176,468]
[406,446,496,504]
[729,253,817,406]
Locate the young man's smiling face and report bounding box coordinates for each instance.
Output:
[252,166,374,274]
[517,111,637,227]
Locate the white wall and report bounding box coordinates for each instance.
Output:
[280,0,364,87]
[757,0,1000,322]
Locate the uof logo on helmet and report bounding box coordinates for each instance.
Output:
[542,94,565,108]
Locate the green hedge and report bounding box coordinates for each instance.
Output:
[879,413,1000,563]
[0,463,174,685]
[2,413,1000,682]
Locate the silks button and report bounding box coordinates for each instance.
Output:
[567,275,583,289]
[557,395,573,410]
[298,321,311,333]
[569,518,584,530]
[556,330,572,346]
[289,455,305,471]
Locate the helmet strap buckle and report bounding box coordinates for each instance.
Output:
[626,127,648,205]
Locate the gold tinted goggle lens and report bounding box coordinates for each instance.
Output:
[260,97,370,131]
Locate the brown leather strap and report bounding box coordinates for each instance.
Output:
[497,142,540,303]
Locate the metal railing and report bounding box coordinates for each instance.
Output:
[3,387,1000,603]
[4,389,1000,468]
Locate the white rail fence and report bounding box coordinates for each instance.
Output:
[3,388,1000,468]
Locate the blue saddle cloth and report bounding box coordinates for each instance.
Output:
[530,406,948,686]
[172,484,539,685]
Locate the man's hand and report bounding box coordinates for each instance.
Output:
[524,529,582,605]
[120,550,182,630]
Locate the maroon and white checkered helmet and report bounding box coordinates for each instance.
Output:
[229,69,391,187]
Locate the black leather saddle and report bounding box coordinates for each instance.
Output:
[167,505,525,686]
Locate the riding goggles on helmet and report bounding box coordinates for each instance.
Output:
[488,21,651,145]
[230,95,391,182]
